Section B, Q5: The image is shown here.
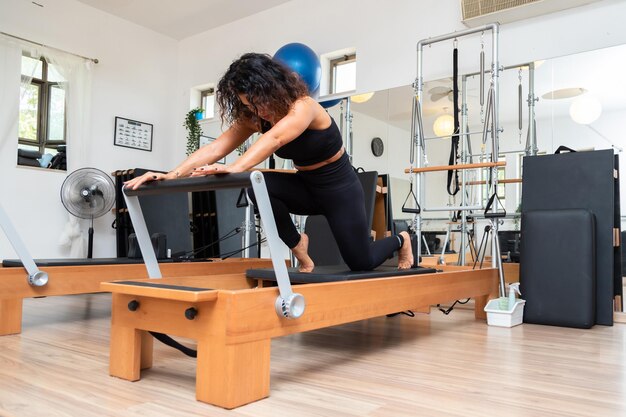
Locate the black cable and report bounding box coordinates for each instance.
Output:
[437,298,470,315]
[149,332,197,358]
[220,238,267,260]
[175,227,241,260]
[386,310,415,318]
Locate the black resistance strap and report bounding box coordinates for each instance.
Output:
[447,47,461,196]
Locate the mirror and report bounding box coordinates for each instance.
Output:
[336,43,626,230]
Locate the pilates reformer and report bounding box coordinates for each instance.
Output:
[102,171,499,409]
[0,200,272,336]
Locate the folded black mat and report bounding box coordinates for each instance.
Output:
[520,209,596,329]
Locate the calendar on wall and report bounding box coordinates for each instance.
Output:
[114,117,153,152]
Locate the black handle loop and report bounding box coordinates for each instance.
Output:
[236,188,249,208]
[484,192,506,218]
[555,145,576,154]
[402,184,421,214]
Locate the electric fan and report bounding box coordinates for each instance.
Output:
[60,167,116,258]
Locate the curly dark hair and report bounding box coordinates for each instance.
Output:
[216,53,310,130]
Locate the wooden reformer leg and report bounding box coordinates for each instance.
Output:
[196,337,271,409]
[109,294,153,381]
[0,299,23,335]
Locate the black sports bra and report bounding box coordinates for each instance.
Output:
[261,116,343,167]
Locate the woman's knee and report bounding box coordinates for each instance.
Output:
[344,256,373,272]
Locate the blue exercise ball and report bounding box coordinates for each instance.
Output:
[320,98,342,109]
[274,43,321,94]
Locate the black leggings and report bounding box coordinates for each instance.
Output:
[248,153,402,271]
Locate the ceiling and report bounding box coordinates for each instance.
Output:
[74,0,293,40]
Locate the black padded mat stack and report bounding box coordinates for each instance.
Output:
[520,210,596,328]
[521,149,621,326]
[246,265,437,283]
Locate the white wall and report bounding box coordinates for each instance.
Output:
[175,0,626,222]
[0,0,178,259]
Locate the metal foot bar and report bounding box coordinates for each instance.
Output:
[0,203,48,286]
[122,172,304,319]
[422,205,484,212]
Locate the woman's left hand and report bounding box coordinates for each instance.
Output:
[190,163,243,177]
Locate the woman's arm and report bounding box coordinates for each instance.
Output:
[125,120,256,189]
[229,98,316,172]
[172,121,256,176]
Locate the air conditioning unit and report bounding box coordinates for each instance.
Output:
[461,0,603,27]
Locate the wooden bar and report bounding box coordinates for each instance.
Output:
[404,161,505,174]
[106,267,498,409]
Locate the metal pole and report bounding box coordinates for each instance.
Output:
[423,205,484,212]
[459,75,468,266]
[490,24,501,272]
[345,98,353,164]
[242,203,252,258]
[414,41,425,263]
[526,62,538,156]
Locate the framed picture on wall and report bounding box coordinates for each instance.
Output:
[200,135,225,163]
[114,117,153,152]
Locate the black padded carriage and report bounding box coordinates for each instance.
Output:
[2,257,177,267]
[246,265,437,283]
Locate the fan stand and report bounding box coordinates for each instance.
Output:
[87,216,94,259]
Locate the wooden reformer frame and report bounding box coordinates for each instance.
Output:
[104,265,498,409]
[0,259,273,336]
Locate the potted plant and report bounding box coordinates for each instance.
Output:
[184,107,203,156]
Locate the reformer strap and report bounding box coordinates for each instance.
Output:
[447,47,460,196]
[401,183,421,214]
[484,192,506,218]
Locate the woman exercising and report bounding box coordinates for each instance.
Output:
[126,53,413,272]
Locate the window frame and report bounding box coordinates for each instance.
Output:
[329,53,356,94]
[200,87,215,120]
[18,55,67,154]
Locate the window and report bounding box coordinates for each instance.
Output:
[18,54,67,166]
[330,53,356,94]
[201,88,215,119]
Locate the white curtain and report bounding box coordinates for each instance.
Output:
[0,34,94,170]
[0,39,21,158]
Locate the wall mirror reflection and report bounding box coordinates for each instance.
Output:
[339,43,626,228]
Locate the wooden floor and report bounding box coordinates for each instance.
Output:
[0,294,625,417]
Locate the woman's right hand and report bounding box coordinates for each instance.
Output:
[124,171,172,190]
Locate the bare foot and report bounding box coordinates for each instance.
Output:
[398,231,414,269]
[292,233,315,273]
